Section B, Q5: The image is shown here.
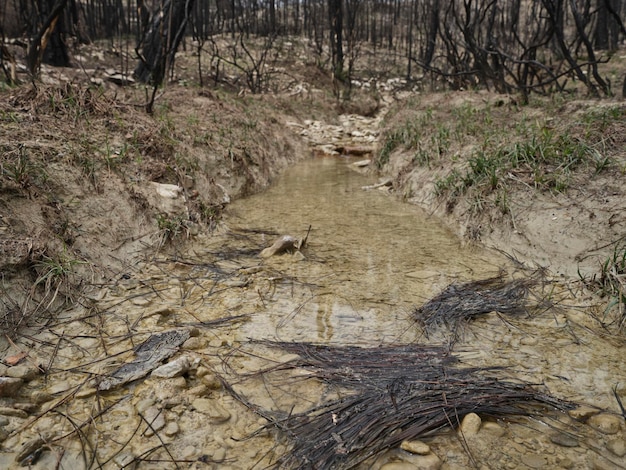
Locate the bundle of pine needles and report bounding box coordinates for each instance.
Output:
[415,276,535,336]
[230,341,572,469]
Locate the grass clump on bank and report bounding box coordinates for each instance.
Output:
[583,242,626,331]
[377,97,624,221]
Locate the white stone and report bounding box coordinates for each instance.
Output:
[152,356,191,378]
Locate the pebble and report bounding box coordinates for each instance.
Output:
[181,445,197,459]
[400,440,430,455]
[113,451,135,468]
[29,391,53,404]
[606,439,626,457]
[164,421,179,437]
[201,374,222,390]
[588,414,622,435]
[381,463,420,470]
[0,407,28,418]
[182,337,205,350]
[568,405,598,420]
[521,454,546,468]
[188,384,208,398]
[0,377,23,397]
[196,366,211,378]
[460,413,482,437]
[152,356,191,378]
[142,406,166,437]
[75,387,96,399]
[481,421,505,437]
[213,447,226,463]
[550,432,579,447]
[520,336,538,346]
[6,365,40,381]
[407,453,442,470]
[130,296,151,306]
[0,416,9,426]
[135,398,155,413]
[192,398,231,423]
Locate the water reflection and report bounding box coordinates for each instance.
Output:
[219,155,510,344]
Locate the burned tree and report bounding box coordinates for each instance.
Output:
[134,0,195,87]
[26,0,72,75]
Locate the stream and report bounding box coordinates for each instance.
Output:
[2,152,626,469]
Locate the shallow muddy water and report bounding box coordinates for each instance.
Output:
[2,156,626,470]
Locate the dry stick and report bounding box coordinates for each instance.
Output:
[613,385,626,422]
[98,418,145,468]
[138,411,181,470]
[53,409,100,468]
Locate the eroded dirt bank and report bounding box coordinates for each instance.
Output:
[375,91,626,281]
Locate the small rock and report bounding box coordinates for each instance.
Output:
[0,407,28,418]
[192,398,231,423]
[481,421,505,437]
[181,445,196,459]
[550,432,579,447]
[130,296,151,306]
[520,336,538,346]
[588,413,622,435]
[6,365,40,381]
[381,463,419,470]
[143,406,166,437]
[0,428,8,442]
[29,391,53,405]
[196,366,211,378]
[568,405,598,420]
[400,440,430,455]
[164,421,179,437]
[0,416,9,427]
[113,451,135,468]
[13,403,37,412]
[182,337,205,350]
[413,453,443,470]
[201,374,222,390]
[152,356,191,378]
[188,384,208,398]
[460,413,482,437]
[521,454,546,468]
[213,447,226,463]
[0,377,23,397]
[75,387,96,399]
[607,439,626,457]
[135,398,155,413]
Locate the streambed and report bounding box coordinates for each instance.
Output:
[1,156,625,469]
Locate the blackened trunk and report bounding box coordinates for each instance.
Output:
[134,0,195,86]
[328,0,343,80]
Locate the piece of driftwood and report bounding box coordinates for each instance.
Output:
[97,329,190,391]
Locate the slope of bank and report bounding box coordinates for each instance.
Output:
[376,91,626,281]
[0,81,339,333]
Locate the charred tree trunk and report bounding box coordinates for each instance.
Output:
[134,0,195,86]
[328,0,343,82]
[27,0,70,75]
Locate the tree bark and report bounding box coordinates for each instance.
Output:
[134,0,195,86]
[27,0,70,75]
[328,0,343,82]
